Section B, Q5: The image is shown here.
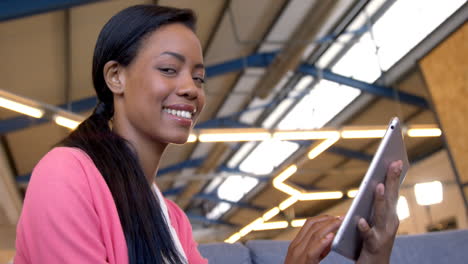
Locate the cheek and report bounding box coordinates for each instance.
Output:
[131,77,170,108]
[150,78,173,102]
[198,90,206,111]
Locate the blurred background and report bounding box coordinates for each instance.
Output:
[0,0,467,262]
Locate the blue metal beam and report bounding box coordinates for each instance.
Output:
[162,186,185,196]
[0,52,429,134]
[1,50,270,134]
[297,64,429,109]
[0,96,97,135]
[17,156,205,184]
[206,51,277,77]
[218,166,269,182]
[0,116,49,135]
[16,173,31,184]
[292,140,372,161]
[158,157,206,176]
[195,118,252,129]
[0,0,99,22]
[288,180,332,192]
[327,146,372,162]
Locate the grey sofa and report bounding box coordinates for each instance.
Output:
[198,229,468,264]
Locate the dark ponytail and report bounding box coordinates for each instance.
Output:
[61,5,196,264]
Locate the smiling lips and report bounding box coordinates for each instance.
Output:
[162,105,197,125]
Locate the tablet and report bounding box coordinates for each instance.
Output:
[331,117,410,260]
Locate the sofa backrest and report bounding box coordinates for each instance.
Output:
[199,229,468,264]
[198,241,251,264]
[390,229,468,264]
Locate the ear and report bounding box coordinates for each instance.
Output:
[103,60,125,95]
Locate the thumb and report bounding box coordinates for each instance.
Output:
[358,218,376,242]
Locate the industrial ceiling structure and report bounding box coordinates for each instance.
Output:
[1,0,467,247]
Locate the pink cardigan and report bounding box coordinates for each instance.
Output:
[15,147,207,264]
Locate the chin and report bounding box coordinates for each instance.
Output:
[171,138,189,145]
[165,133,191,145]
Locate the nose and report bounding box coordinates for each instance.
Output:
[176,73,199,100]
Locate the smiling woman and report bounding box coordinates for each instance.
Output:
[13,4,402,264]
[14,5,206,264]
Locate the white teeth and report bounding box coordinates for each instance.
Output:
[163,108,193,119]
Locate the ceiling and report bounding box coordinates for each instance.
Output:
[0,0,466,244]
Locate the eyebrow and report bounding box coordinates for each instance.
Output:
[160,51,205,70]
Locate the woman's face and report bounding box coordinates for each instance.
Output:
[118,23,205,144]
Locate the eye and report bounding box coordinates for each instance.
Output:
[158,68,177,75]
[193,76,205,84]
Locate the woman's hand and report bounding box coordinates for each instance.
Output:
[284,215,342,264]
[357,160,403,264]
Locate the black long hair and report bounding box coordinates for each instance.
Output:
[61,5,196,264]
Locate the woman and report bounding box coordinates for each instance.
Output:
[14,4,401,264]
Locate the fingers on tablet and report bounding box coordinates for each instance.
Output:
[286,215,343,263]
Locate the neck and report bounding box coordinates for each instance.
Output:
[112,118,167,184]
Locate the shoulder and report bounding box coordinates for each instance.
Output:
[31,147,96,184]
[35,146,93,171]
[164,198,194,236]
[26,147,101,208]
[165,198,190,225]
[164,199,208,264]
[16,147,115,263]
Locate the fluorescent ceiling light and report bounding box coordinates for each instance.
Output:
[364,0,387,17]
[347,189,358,198]
[278,195,298,211]
[273,165,297,185]
[239,218,264,236]
[307,134,340,160]
[187,134,197,142]
[294,76,314,92]
[272,130,340,141]
[247,74,292,127]
[54,115,81,130]
[198,131,271,142]
[273,181,301,197]
[225,232,241,244]
[407,128,442,137]
[253,221,288,231]
[203,175,224,194]
[0,97,44,118]
[316,42,343,68]
[262,207,280,221]
[414,181,443,206]
[217,175,259,202]
[272,165,300,196]
[239,140,299,175]
[261,75,311,129]
[341,129,386,138]
[291,218,307,227]
[262,98,295,129]
[397,196,410,220]
[298,191,343,200]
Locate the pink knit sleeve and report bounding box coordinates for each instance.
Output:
[165,199,208,264]
[15,148,108,264]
